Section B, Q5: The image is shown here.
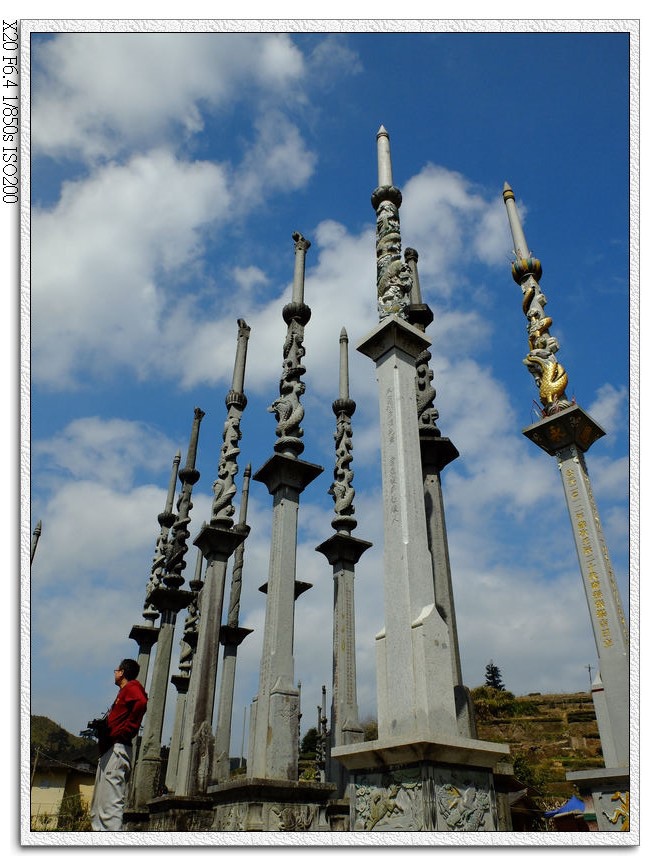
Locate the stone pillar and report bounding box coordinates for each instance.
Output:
[316,533,370,792]
[503,182,629,826]
[316,327,371,797]
[248,453,322,780]
[503,184,629,770]
[248,232,323,781]
[358,315,458,741]
[130,410,203,809]
[405,246,476,738]
[129,450,181,689]
[175,523,247,795]
[174,320,251,797]
[213,464,254,783]
[557,442,629,767]
[331,129,509,833]
[524,412,629,767]
[164,547,204,793]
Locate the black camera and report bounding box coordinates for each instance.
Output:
[87,716,111,755]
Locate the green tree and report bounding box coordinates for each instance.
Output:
[484,660,505,691]
[300,727,319,757]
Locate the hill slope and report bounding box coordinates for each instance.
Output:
[31,714,97,763]
[471,687,604,803]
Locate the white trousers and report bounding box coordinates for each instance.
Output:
[90,743,133,831]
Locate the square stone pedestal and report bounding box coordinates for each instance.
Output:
[332,735,510,831]
[141,777,337,832]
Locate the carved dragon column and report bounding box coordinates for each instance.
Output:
[502,183,629,785]
[174,320,251,797]
[247,232,323,781]
[130,409,203,809]
[316,327,372,798]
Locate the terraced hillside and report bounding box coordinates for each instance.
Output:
[471,687,604,804]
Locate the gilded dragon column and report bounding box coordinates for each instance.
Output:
[502,184,629,826]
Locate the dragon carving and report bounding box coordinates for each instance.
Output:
[270,319,307,453]
[519,274,571,413]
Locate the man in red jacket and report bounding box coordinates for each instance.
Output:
[89,659,148,831]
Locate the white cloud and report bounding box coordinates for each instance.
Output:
[31,150,229,388]
[400,164,511,295]
[587,453,630,504]
[31,33,307,162]
[32,416,176,489]
[231,111,317,213]
[586,382,629,441]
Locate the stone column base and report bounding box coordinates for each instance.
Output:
[349,762,498,831]
[139,778,337,832]
[332,734,510,831]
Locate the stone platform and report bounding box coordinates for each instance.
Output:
[128,777,338,832]
[332,734,510,831]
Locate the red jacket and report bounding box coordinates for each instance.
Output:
[107,679,148,746]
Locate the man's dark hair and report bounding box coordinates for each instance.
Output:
[118,659,140,681]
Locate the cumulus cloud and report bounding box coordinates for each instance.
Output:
[31,33,307,162]
[32,416,177,489]
[230,110,317,213]
[400,164,511,295]
[587,382,629,441]
[31,150,229,387]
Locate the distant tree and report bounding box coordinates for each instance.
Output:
[484,660,506,691]
[300,726,319,757]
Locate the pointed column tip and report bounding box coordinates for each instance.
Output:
[377,124,389,137]
[340,326,348,340]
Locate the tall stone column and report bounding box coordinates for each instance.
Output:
[332,129,509,833]
[212,464,254,782]
[503,182,629,770]
[405,247,476,738]
[164,545,204,793]
[316,328,371,797]
[363,129,458,741]
[248,233,323,782]
[358,315,458,741]
[130,409,203,809]
[174,320,251,796]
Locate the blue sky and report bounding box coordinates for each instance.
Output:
[24,21,634,758]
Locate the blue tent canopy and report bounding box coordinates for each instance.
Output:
[544,795,585,818]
